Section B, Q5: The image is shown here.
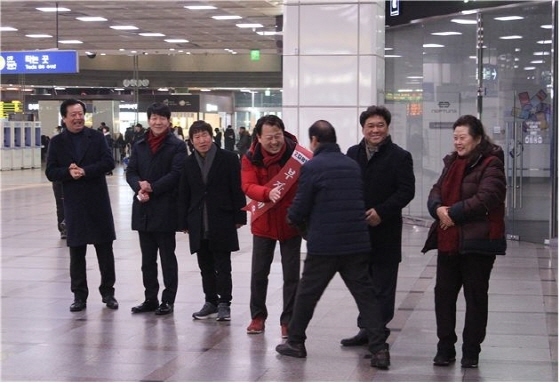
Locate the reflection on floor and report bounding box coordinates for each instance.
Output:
[1,167,557,381]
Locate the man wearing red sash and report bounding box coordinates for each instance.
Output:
[241,115,311,338]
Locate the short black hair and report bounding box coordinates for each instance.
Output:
[189,120,213,140]
[60,99,86,118]
[359,105,392,127]
[254,115,285,137]
[146,102,171,119]
[308,120,337,144]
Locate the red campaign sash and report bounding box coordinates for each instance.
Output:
[243,144,313,223]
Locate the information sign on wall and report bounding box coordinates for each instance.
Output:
[0,50,79,75]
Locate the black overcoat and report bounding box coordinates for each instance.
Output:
[347,136,415,264]
[126,131,187,232]
[178,145,247,254]
[45,127,116,247]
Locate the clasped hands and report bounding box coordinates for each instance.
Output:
[137,180,152,203]
[436,206,455,230]
[69,163,85,179]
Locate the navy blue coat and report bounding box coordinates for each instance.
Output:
[126,130,187,232]
[178,145,247,254]
[288,143,371,256]
[347,136,415,264]
[45,127,116,247]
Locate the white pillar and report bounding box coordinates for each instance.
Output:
[282,0,385,152]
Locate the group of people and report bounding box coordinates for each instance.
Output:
[45,99,506,370]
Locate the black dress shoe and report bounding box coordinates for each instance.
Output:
[155,302,173,315]
[69,300,86,312]
[433,349,456,366]
[341,329,368,346]
[370,348,390,369]
[275,341,307,358]
[102,296,119,310]
[131,300,159,313]
[461,356,478,368]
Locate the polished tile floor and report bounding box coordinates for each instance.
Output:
[1,166,557,381]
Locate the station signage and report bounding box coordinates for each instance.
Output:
[0,50,79,75]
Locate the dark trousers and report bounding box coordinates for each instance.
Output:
[52,181,64,228]
[69,242,115,301]
[288,252,386,352]
[435,253,496,357]
[138,231,178,304]
[357,262,399,343]
[196,239,232,305]
[250,235,301,325]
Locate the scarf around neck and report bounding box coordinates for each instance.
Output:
[146,128,169,153]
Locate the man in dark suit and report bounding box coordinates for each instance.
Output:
[178,120,247,321]
[342,105,415,367]
[224,124,235,151]
[127,103,187,316]
[46,99,118,312]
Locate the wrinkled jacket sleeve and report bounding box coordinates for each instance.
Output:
[241,155,271,202]
[287,164,314,226]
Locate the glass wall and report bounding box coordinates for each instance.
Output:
[385,1,556,244]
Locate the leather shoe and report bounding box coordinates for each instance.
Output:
[341,329,368,347]
[276,341,307,358]
[69,300,86,312]
[131,300,159,313]
[102,296,119,310]
[433,349,456,366]
[155,302,173,315]
[370,348,390,369]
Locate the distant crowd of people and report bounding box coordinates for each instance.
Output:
[45,98,506,370]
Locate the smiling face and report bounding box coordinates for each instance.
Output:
[148,113,170,136]
[258,123,285,154]
[62,104,86,134]
[453,125,481,157]
[362,115,389,147]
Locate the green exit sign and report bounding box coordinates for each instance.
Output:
[250,49,260,61]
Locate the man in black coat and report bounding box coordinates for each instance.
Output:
[224,124,235,151]
[46,99,118,312]
[342,105,415,357]
[178,120,247,321]
[126,103,187,316]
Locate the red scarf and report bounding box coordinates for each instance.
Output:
[146,128,169,154]
[438,157,468,253]
[261,142,287,174]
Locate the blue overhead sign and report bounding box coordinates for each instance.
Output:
[0,50,79,75]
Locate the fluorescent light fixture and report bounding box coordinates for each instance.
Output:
[397,89,413,92]
[494,16,524,21]
[461,9,478,15]
[423,43,444,47]
[523,66,536,70]
[256,31,280,36]
[530,60,544,64]
[26,34,52,38]
[36,7,70,12]
[131,50,137,53]
[384,54,402,58]
[119,48,126,51]
[165,39,189,43]
[499,35,522,40]
[169,48,175,51]
[76,16,107,22]
[0,27,17,31]
[100,53,106,56]
[59,40,83,44]
[158,88,169,91]
[541,24,553,29]
[451,18,477,24]
[537,40,552,44]
[200,88,211,92]
[469,56,477,59]
[384,47,393,51]
[212,15,242,20]
[431,31,461,36]
[139,33,165,37]
[514,57,519,61]
[185,5,217,10]
[110,25,138,30]
[533,51,550,56]
[515,48,521,52]
[54,87,66,90]
[236,23,263,28]
[407,76,424,79]
[114,88,125,91]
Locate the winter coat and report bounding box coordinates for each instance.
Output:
[45,127,116,247]
[241,131,301,241]
[421,143,507,255]
[126,130,187,232]
[178,145,247,254]
[288,143,371,256]
[346,136,415,264]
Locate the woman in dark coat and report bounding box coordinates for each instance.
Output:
[422,115,506,369]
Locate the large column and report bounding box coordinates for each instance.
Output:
[282,0,385,151]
